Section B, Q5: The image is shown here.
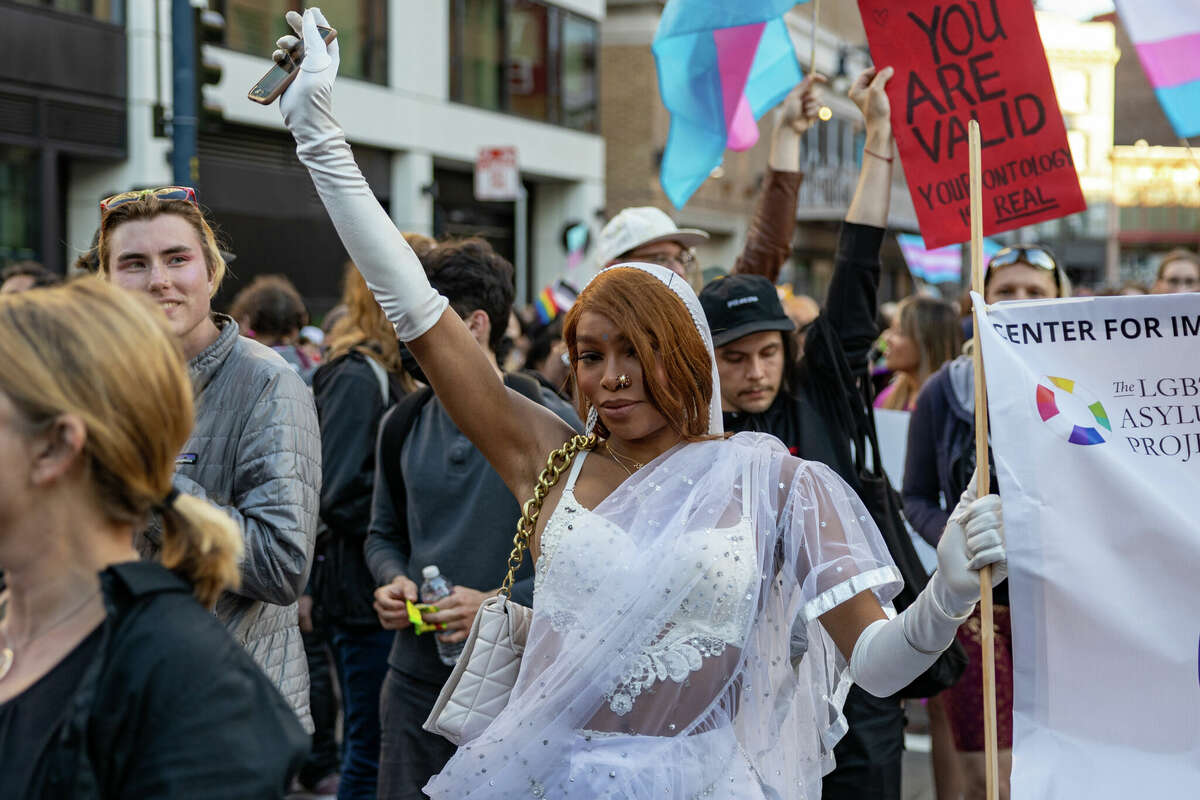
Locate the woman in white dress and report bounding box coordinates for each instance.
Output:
[274,10,1006,798]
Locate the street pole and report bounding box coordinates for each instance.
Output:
[172,0,198,186]
[515,185,528,305]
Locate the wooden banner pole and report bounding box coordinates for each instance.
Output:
[968,118,1000,800]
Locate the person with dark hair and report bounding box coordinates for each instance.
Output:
[96,188,321,733]
[364,236,580,799]
[276,12,1005,798]
[228,274,318,382]
[0,261,60,294]
[522,316,571,400]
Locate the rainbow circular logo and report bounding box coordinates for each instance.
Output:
[1036,376,1111,446]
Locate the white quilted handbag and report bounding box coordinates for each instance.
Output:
[422,594,533,745]
[422,434,596,746]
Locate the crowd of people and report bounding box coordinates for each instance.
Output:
[0,7,1196,800]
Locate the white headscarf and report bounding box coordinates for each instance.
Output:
[581,262,724,437]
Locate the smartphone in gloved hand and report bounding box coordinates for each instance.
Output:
[247,25,337,105]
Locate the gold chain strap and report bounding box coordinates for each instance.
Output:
[499,433,598,597]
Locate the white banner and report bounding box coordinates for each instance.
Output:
[976,292,1200,798]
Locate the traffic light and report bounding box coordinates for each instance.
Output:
[195,8,225,133]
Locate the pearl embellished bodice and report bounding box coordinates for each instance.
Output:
[535,451,758,717]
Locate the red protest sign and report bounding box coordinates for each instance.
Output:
[858,0,1086,248]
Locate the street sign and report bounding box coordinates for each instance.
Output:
[474,147,520,201]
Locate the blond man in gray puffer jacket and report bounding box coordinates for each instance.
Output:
[99,192,321,732]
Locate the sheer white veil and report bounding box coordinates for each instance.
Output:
[424,262,903,800]
[581,262,724,437]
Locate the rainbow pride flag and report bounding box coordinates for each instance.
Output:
[533,281,578,326]
[652,0,805,208]
[1114,0,1200,138]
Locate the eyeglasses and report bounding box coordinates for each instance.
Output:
[632,249,697,271]
[100,186,197,213]
[987,245,1058,275]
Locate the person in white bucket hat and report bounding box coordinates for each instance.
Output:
[594,206,710,286]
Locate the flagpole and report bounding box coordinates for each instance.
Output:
[810,0,819,75]
[968,119,1000,800]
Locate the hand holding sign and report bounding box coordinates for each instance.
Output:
[857,0,1085,248]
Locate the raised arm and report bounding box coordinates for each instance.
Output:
[799,67,895,380]
[731,75,823,280]
[276,9,570,500]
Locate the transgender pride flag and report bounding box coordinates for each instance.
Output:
[1114,0,1200,138]
[653,0,805,208]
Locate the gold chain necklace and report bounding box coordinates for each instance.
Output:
[0,588,101,681]
[605,440,645,477]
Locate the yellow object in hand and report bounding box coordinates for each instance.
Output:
[406,599,446,635]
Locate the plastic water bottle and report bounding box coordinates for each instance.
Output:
[420,565,464,666]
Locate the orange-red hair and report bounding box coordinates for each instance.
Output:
[563,267,712,440]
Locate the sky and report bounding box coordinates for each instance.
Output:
[1037,0,1115,20]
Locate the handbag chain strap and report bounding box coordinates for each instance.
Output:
[500,433,598,597]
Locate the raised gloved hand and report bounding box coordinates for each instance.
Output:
[274,8,446,343]
[931,475,1006,617]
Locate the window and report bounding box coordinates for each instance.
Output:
[454,0,504,110]
[450,0,598,132]
[1067,129,1089,172]
[12,0,122,23]
[1054,69,1089,115]
[0,146,41,266]
[215,0,387,84]
[562,12,598,131]
[507,0,550,120]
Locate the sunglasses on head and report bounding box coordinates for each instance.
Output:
[100,186,197,213]
[986,245,1058,275]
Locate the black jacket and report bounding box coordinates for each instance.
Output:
[28,562,308,800]
[723,222,884,493]
[312,351,407,626]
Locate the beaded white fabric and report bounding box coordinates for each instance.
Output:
[537,451,758,717]
[425,433,903,800]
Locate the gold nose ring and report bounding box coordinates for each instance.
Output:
[615,374,631,389]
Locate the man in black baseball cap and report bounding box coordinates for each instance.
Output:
[700,274,795,416]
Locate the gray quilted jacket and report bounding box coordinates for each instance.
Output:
[140,315,320,732]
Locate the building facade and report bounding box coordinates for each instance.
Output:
[1,0,126,272]
[601,0,918,304]
[10,0,605,313]
[1022,11,1119,289]
[1103,11,1200,285]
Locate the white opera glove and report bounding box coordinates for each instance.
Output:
[848,478,1006,697]
[932,475,1007,615]
[275,8,446,342]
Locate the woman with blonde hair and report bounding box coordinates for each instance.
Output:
[876,295,962,411]
[278,11,1007,798]
[0,279,307,799]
